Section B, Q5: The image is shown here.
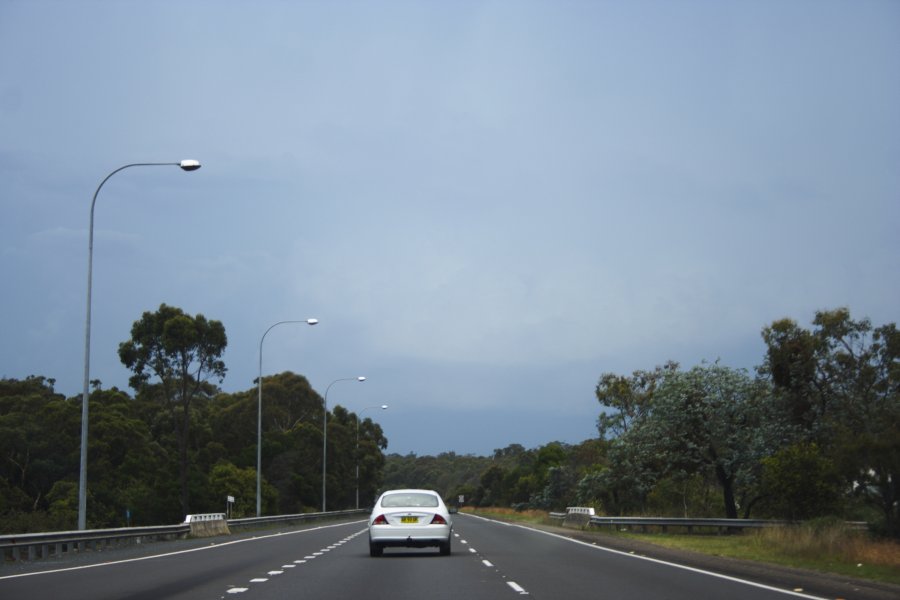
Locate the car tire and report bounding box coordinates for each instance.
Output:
[369,541,383,557]
[439,539,451,556]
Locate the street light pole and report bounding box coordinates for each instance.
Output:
[79,160,200,531]
[256,319,318,517]
[356,404,388,509]
[322,376,366,512]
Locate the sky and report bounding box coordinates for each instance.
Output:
[1,1,898,457]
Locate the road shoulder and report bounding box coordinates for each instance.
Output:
[510,519,900,600]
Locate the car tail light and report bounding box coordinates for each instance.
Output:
[372,514,388,525]
[430,514,447,525]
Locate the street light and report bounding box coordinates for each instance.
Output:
[322,376,366,512]
[79,160,201,530]
[257,319,318,517]
[355,404,388,509]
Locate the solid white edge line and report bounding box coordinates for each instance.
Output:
[0,520,369,580]
[460,513,830,600]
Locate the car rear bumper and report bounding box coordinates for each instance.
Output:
[369,524,451,547]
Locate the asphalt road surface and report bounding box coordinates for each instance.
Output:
[1,513,896,600]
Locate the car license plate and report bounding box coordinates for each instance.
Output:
[400,516,418,523]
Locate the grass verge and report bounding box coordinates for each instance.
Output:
[465,508,900,586]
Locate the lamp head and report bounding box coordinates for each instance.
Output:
[179,159,201,171]
[357,376,367,382]
[307,319,319,325]
[380,404,388,410]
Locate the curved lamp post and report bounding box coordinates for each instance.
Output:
[257,319,318,517]
[79,160,201,530]
[355,404,388,509]
[322,376,366,512]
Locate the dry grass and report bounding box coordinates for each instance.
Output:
[753,523,900,569]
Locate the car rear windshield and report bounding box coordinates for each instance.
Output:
[381,492,439,508]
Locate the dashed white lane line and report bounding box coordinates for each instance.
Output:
[482,560,494,567]
[232,527,371,597]
[507,581,529,595]
[468,547,477,553]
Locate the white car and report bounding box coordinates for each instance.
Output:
[368,489,454,556]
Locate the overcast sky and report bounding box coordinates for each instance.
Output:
[1,1,897,457]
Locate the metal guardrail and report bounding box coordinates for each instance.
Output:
[0,509,369,562]
[228,508,368,529]
[0,523,190,562]
[548,513,867,533]
[588,516,788,533]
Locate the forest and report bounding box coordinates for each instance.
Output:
[1,306,897,537]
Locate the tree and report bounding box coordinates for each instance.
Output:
[83,387,164,526]
[759,443,843,520]
[355,412,388,508]
[761,309,899,535]
[479,464,508,506]
[0,377,77,532]
[118,304,227,517]
[595,362,677,439]
[619,363,781,518]
[208,462,272,518]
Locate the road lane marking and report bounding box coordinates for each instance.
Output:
[507,581,529,594]
[0,521,369,580]
[482,560,494,567]
[460,513,832,600]
[250,578,267,582]
[226,588,248,594]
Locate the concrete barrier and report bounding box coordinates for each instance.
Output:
[563,506,595,528]
[184,513,230,537]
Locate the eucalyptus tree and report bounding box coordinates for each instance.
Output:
[645,364,785,518]
[118,304,227,516]
[612,363,782,519]
[761,308,899,534]
[0,377,75,532]
[595,362,678,439]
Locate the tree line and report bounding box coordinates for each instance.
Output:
[2,306,896,538]
[382,308,898,538]
[0,304,387,533]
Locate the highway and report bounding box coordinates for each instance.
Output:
[0,513,888,600]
